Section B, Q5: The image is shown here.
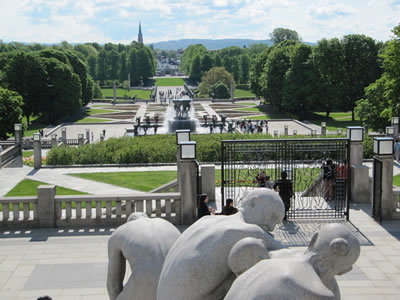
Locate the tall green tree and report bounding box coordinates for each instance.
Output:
[201,54,213,75]
[5,52,48,125]
[190,55,202,83]
[119,51,128,82]
[269,28,302,44]
[180,44,208,74]
[262,47,291,110]
[239,54,250,83]
[198,67,233,96]
[136,48,152,83]
[214,54,222,67]
[342,34,381,120]
[283,44,318,119]
[249,50,269,97]
[312,38,345,117]
[222,56,232,73]
[231,57,240,83]
[87,55,97,79]
[97,49,108,83]
[109,50,120,80]
[128,48,138,85]
[0,88,23,139]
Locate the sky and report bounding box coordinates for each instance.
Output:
[0,0,399,44]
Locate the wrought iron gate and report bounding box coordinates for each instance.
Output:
[372,158,383,223]
[221,138,350,219]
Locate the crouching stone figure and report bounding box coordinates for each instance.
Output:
[225,223,360,300]
[107,212,181,300]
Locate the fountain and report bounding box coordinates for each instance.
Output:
[166,98,197,133]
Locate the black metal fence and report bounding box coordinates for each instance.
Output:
[221,138,350,219]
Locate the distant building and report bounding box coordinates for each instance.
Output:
[138,22,143,44]
[156,57,179,76]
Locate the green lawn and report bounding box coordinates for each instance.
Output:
[234,104,291,120]
[86,108,118,115]
[309,112,361,131]
[100,88,151,99]
[234,89,256,98]
[236,102,257,106]
[394,174,400,187]
[22,151,33,158]
[155,78,185,86]
[69,171,178,192]
[5,179,87,197]
[75,117,111,123]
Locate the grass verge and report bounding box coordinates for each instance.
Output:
[100,88,151,99]
[155,78,185,86]
[234,89,256,98]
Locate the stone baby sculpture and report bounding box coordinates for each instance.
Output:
[225,223,361,300]
[107,212,181,300]
[157,189,285,300]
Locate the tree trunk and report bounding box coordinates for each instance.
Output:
[26,114,30,126]
[351,109,355,121]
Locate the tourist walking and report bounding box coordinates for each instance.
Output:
[394,139,400,162]
[322,159,335,201]
[273,171,293,220]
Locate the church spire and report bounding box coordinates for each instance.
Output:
[138,21,143,44]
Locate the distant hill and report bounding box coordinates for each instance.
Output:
[150,39,274,50]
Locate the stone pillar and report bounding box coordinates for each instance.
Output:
[78,134,84,146]
[351,165,370,203]
[37,185,56,227]
[284,125,288,136]
[392,117,399,138]
[14,124,23,145]
[176,145,181,188]
[86,129,90,144]
[321,124,327,136]
[51,134,58,148]
[201,165,215,203]
[33,134,42,169]
[179,160,198,225]
[374,155,394,219]
[61,128,67,145]
[349,142,363,167]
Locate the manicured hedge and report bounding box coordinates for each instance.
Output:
[46,133,374,165]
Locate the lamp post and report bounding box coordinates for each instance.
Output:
[33,133,42,169]
[14,123,23,145]
[347,126,364,167]
[392,117,399,137]
[386,126,395,137]
[374,137,394,156]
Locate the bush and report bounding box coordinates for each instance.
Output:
[363,135,374,159]
[209,82,230,99]
[47,133,374,165]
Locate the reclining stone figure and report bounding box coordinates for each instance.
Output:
[107,212,181,300]
[225,223,360,300]
[157,189,285,300]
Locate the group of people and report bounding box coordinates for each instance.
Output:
[235,119,269,134]
[198,194,238,219]
[158,88,188,105]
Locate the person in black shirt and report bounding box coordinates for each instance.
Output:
[198,194,215,219]
[273,171,293,220]
[221,199,238,215]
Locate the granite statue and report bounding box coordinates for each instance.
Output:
[157,189,285,300]
[225,223,360,300]
[107,212,181,300]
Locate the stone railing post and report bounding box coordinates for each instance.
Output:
[321,122,327,136]
[51,134,58,148]
[179,159,198,225]
[347,126,369,203]
[392,117,399,138]
[33,133,42,169]
[14,123,23,145]
[37,185,56,227]
[86,129,90,144]
[201,165,215,203]
[284,125,288,136]
[78,134,84,146]
[62,127,67,144]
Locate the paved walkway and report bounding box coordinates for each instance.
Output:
[1,202,400,299]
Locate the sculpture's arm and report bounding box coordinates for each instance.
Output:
[107,238,126,300]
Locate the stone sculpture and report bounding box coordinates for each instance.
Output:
[225,223,360,300]
[157,189,285,300]
[107,212,181,300]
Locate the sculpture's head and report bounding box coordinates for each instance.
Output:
[305,223,360,276]
[127,212,149,222]
[240,189,285,232]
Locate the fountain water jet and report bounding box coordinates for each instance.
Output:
[165,98,198,133]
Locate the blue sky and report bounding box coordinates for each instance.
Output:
[0,0,399,44]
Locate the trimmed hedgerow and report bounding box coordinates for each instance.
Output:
[46,133,373,165]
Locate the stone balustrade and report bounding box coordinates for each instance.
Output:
[0,186,181,228]
[0,145,22,168]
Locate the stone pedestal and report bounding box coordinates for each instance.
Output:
[14,128,22,145]
[201,165,215,203]
[284,126,288,136]
[349,142,363,167]
[375,155,395,220]
[86,129,90,144]
[78,136,84,146]
[321,126,326,136]
[351,165,369,203]
[33,140,42,169]
[62,128,67,144]
[37,185,56,227]
[179,160,198,225]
